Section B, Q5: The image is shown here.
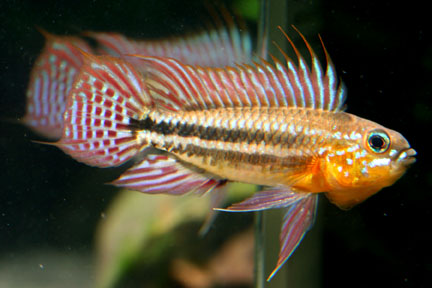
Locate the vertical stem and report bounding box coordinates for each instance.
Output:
[255,1,269,286]
[257,0,270,59]
[254,211,266,287]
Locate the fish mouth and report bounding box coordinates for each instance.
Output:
[395,148,417,166]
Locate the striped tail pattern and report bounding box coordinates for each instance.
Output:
[57,54,151,167]
[23,32,93,139]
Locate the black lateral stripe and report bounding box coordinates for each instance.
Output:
[128,116,172,135]
[128,117,152,131]
[172,143,309,169]
[128,115,295,146]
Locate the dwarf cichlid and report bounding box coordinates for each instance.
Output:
[54,27,416,280]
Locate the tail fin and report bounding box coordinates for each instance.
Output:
[55,53,152,167]
[23,31,93,139]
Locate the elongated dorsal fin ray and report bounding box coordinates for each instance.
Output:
[289,26,325,109]
[278,26,314,107]
[315,33,347,110]
[139,27,346,111]
[277,25,346,111]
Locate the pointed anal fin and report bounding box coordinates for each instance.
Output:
[217,187,318,281]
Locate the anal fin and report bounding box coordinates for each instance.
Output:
[111,154,221,195]
[113,153,228,236]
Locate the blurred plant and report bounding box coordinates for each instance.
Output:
[94,183,257,288]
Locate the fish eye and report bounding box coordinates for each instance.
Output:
[367,130,390,153]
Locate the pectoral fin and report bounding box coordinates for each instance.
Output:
[111,153,221,195]
[199,183,228,236]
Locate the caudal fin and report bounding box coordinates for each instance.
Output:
[55,53,152,167]
[23,31,93,139]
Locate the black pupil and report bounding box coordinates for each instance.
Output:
[370,135,385,149]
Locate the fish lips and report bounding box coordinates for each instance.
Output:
[394,147,417,166]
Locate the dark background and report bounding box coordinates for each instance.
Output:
[0,0,430,287]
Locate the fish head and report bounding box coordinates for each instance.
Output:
[323,121,416,210]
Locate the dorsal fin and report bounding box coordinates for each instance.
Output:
[87,6,251,68]
[135,27,346,111]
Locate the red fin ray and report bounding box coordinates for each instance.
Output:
[268,193,318,281]
[111,154,221,195]
[112,154,227,235]
[23,33,93,139]
[25,11,251,138]
[141,57,210,111]
[216,187,310,212]
[138,27,345,111]
[317,34,347,111]
[89,17,251,68]
[277,27,314,108]
[57,55,151,167]
[216,188,318,281]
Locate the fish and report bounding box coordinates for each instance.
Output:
[53,27,416,280]
[23,15,251,140]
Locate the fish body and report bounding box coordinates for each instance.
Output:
[117,105,414,210]
[54,29,415,280]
